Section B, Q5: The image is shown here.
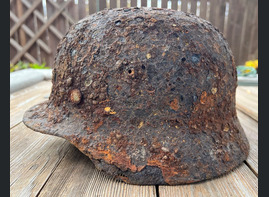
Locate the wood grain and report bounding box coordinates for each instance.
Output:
[199,0,207,19]
[159,164,257,197]
[181,0,188,12]
[37,144,157,197]
[151,0,157,8]
[190,0,197,15]
[10,81,52,128]
[10,123,70,197]
[237,110,258,176]
[236,86,258,121]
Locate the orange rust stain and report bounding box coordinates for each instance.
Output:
[214,43,220,53]
[147,151,184,184]
[94,120,103,132]
[150,18,157,23]
[81,138,90,144]
[224,153,230,161]
[116,175,130,183]
[200,91,207,104]
[169,98,179,111]
[99,99,110,104]
[116,85,122,91]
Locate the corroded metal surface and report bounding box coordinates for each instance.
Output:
[23,7,249,185]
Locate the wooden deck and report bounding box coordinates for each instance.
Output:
[10,81,258,197]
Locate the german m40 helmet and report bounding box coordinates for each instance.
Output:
[23,7,249,185]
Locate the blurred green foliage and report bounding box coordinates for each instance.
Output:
[10,61,49,72]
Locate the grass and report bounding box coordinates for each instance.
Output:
[10,61,50,73]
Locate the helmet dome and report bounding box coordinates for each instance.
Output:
[23,7,249,185]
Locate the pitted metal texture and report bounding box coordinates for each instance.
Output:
[23,7,249,185]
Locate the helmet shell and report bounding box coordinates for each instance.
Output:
[23,7,249,185]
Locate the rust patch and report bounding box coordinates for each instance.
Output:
[23,7,249,185]
[200,91,207,104]
[169,98,179,111]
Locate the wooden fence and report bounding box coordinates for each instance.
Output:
[10,0,258,67]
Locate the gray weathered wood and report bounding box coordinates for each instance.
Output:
[237,110,258,176]
[37,144,157,197]
[10,81,52,128]
[159,164,257,197]
[10,123,70,197]
[181,0,188,12]
[141,0,147,7]
[10,38,39,63]
[99,0,107,11]
[21,0,65,39]
[89,0,97,14]
[78,0,87,19]
[120,0,127,7]
[199,0,207,19]
[110,0,117,8]
[151,0,157,7]
[171,0,178,10]
[10,0,42,36]
[236,86,258,121]
[215,0,226,33]
[130,0,137,7]
[16,0,27,46]
[190,0,197,14]
[11,0,72,65]
[10,11,52,54]
[162,0,168,9]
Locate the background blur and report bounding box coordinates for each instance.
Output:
[10,0,258,70]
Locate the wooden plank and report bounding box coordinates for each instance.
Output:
[226,0,236,49]
[120,0,127,7]
[238,0,250,62]
[236,86,258,121]
[237,110,258,176]
[10,0,42,36]
[151,0,157,8]
[248,1,258,61]
[231,0,246,65]
[209,0,216,25]
[110,0,117,8]
[16,0,27,46]
[11,0,72,65]
[10,123,70,197]
[215,0,226,33]
[68,0,79,22]
[46,0,76,24]
[33,9,42,62]
[141,0,147,7]
[21,0,65,39]
[171,0,178,10]
[200,0,207,19]
[159,164,257,196]
[10,38,39,63]
[162,0,168,9]
[99,0,107,10]
[37,143,157,197]
[190,0,197,14]
[181,0,188,12]
[78,0,86,19]
[89,0,97,14]
[10,81,52,128]
[10,0,17,60]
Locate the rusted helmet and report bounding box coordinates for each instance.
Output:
[23,7,249,185]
